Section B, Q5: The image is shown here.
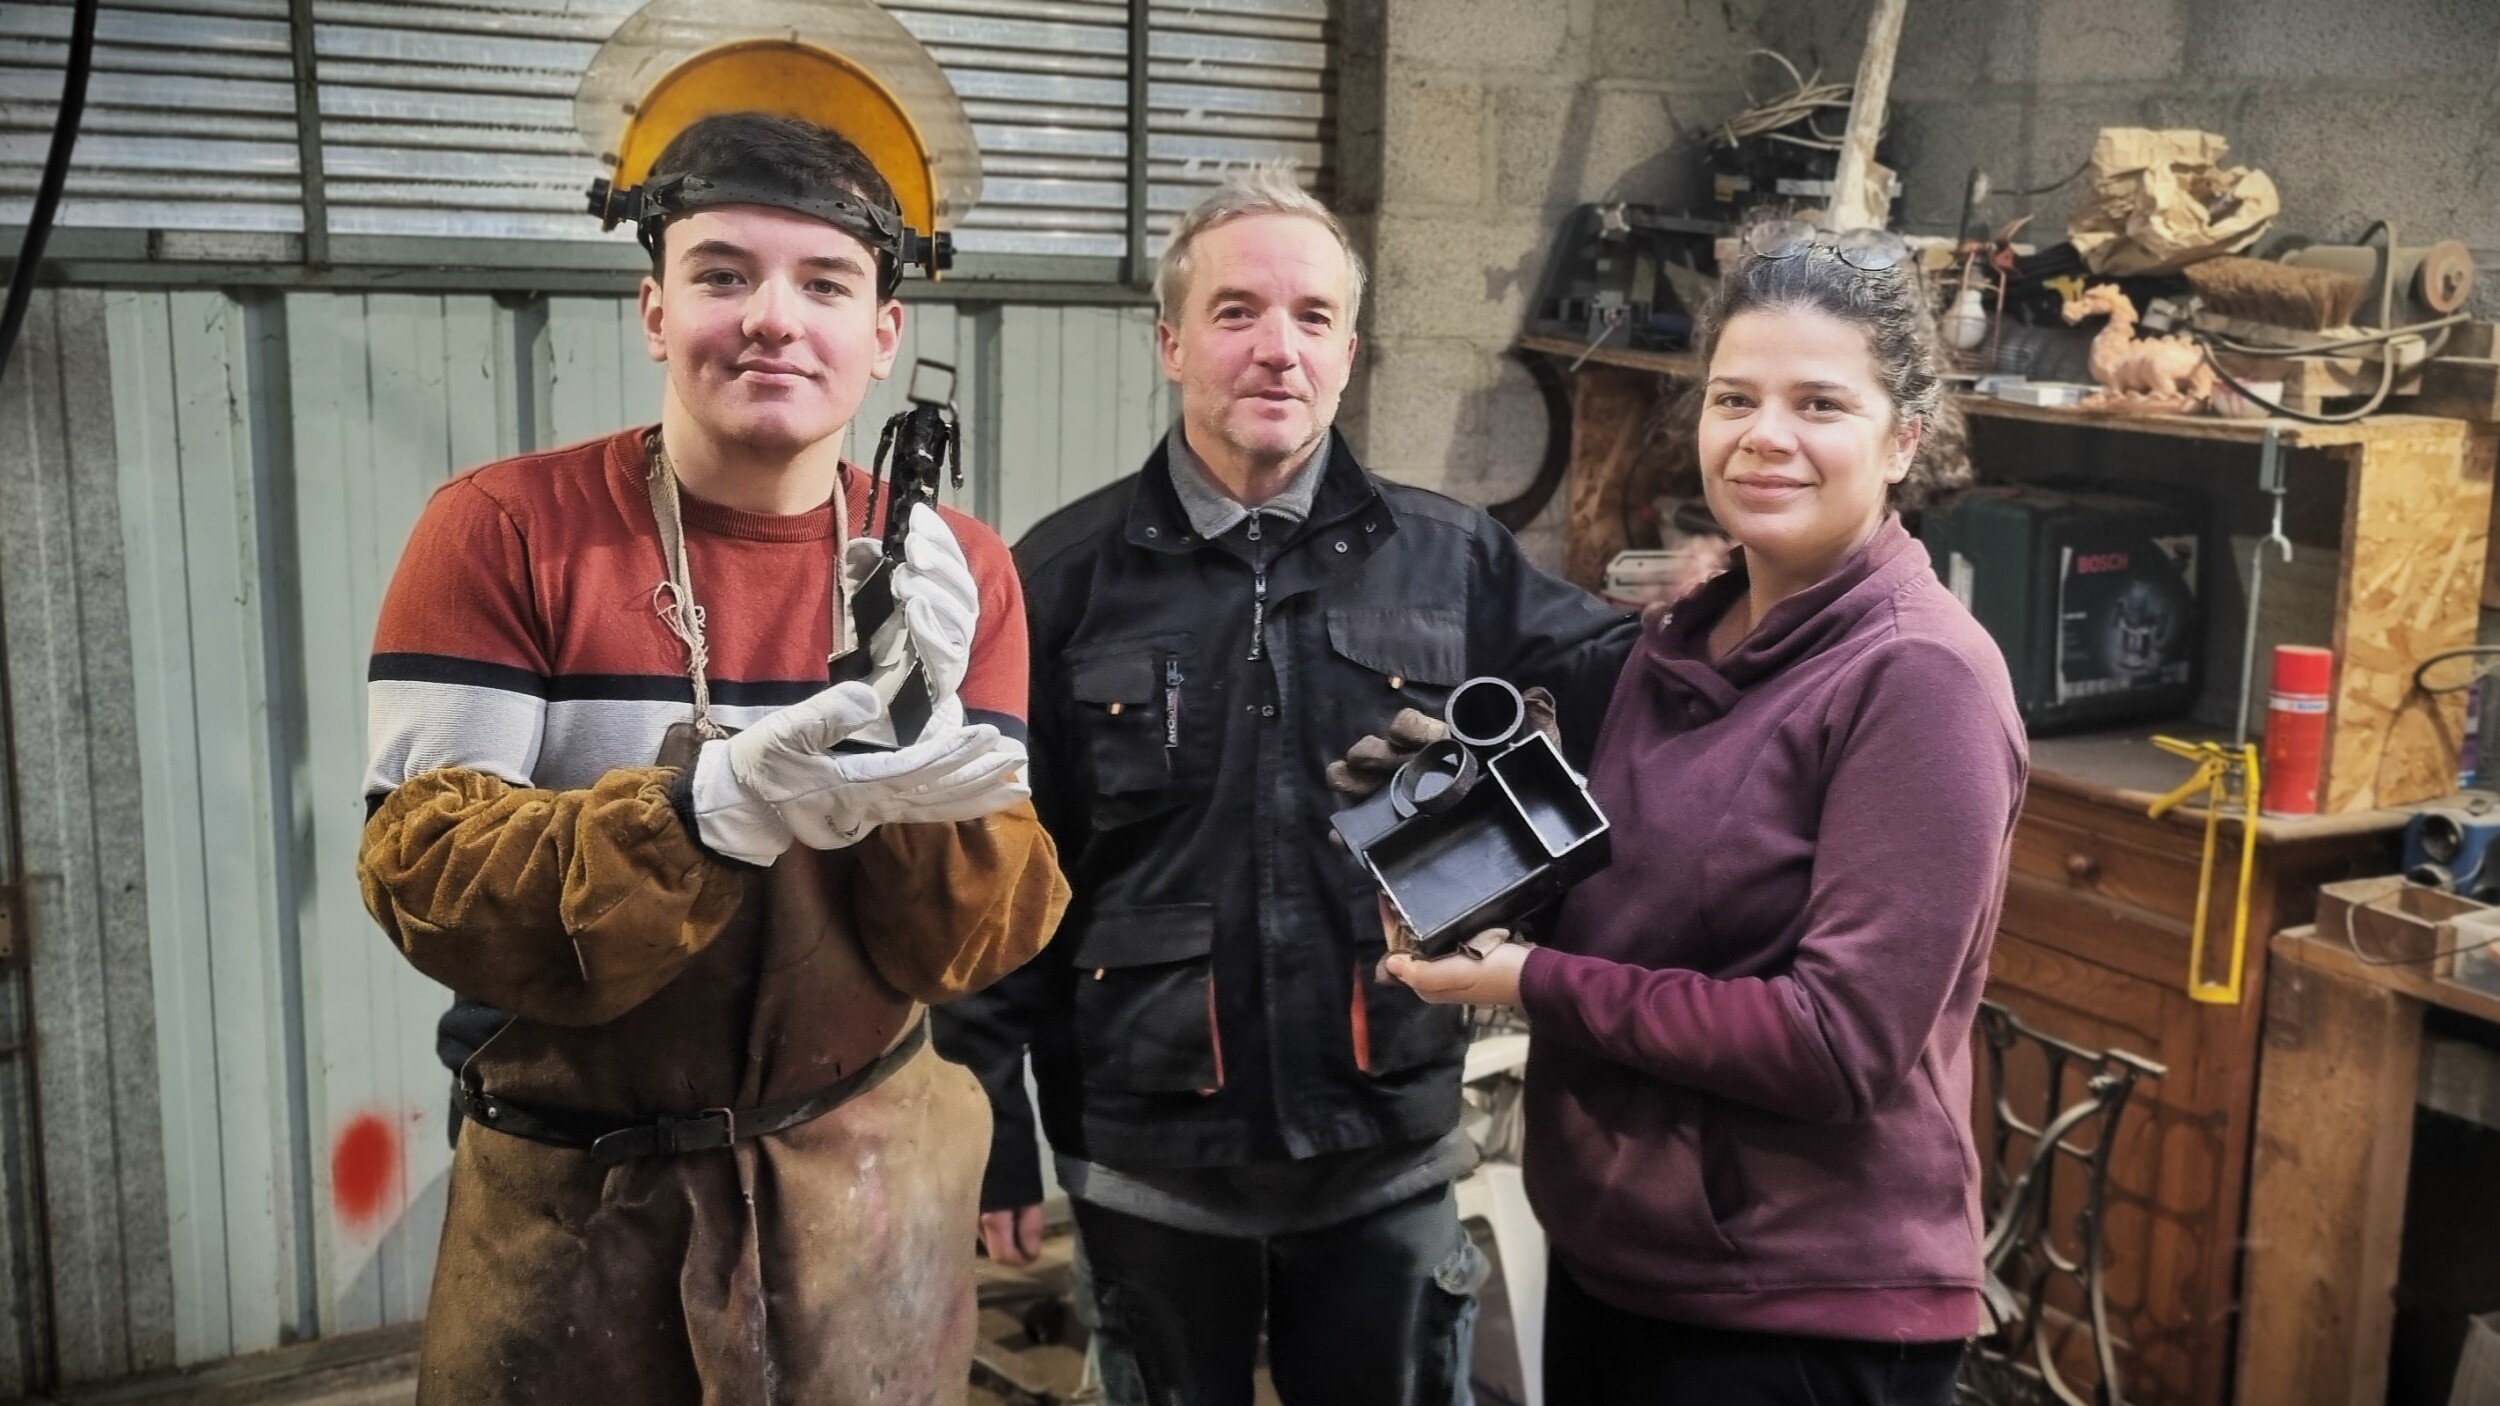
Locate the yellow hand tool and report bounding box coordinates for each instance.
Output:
[2145,737,2263,1005]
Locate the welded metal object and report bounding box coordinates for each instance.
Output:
[1331,678,1611,957]
[830,359,962,753]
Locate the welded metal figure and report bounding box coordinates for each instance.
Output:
[833,361,964,751]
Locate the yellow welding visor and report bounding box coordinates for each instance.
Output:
[578,0,984,254]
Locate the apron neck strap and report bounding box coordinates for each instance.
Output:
[641,431,853,740]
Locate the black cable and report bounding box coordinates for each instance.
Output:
[2201,345,2396,425]
[1994,154,2094,199]
[2203,313,2465,360]
[2413,646,2500,695]
[0,0,101,383]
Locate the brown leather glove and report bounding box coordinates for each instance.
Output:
[1326,708,1449,799]
[1326,686,1563,799]
[1519,685,1560,751]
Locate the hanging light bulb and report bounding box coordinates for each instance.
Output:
[1943,284,1990,352]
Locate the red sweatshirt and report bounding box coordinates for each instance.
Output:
[1518,514,2026,1342]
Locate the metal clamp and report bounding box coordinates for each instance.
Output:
[2147,736,2263,1005]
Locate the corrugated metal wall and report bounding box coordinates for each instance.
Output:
[0,0,1278,1384]
[0,0,1335,261]
[0,289,179,1394]
[108,289,313,1364]
[0,287,1168,1382]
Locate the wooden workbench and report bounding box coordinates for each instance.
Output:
[1993,741,2406,1406]
[2237,926,2500,1406]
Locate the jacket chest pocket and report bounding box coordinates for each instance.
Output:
[1071,905,1224,1094]
[1324,608,1470,732]
[1067,634,1195,810]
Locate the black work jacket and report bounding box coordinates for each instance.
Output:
[933,431,1636,1206]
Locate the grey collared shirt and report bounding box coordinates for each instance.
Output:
[1165,423,1330,540]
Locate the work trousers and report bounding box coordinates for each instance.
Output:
[1070,1184,1480,1406]
[1545,1258,1965,1406]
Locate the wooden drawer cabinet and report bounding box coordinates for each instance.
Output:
[1981,773,2399,1406]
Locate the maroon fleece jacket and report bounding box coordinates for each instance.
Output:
[1518,514,2026,1342]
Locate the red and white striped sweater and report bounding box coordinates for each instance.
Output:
[365,426,1028,802]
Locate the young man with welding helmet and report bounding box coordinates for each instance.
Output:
[358,112,1067,1404]
[931,166,1637,1405]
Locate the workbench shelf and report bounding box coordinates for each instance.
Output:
[1524,334,2489,815]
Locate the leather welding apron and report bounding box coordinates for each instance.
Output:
[414,441,990,1406]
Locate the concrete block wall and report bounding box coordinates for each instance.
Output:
[1340,0,2500,570]
[1337,0,1778,564]
[1774,0,2500,316]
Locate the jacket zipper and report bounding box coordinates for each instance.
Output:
[1164,653,1183,751]
[1246,512,1268,660]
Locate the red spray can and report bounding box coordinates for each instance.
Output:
[2260,646,2333,817]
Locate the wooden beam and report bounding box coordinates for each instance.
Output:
[2237,945,2423,1406]
[2414,357,2500,423]
[1827,0,1907,231]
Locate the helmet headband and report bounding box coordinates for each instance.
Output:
[588,171,949,296]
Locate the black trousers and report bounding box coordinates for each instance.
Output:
[1545,1258,1964,1406]
[1070,1185,1479,1406]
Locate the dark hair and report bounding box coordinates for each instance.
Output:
[644,112,902,288]
[1696,245,1970,511]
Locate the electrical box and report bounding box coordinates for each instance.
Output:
[1920,485,2206,734]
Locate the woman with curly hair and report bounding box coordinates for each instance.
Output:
[1388,228,2024,1405]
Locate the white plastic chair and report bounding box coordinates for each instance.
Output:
[1456,1029,1545,1406]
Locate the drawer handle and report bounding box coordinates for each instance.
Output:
[2065,852,2100,884]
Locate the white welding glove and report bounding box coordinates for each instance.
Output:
[842,502,978,704]
[801,724,1031,848]
[689,681,1029,861]
[686,682,886,865]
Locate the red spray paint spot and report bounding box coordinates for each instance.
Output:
[331,1113,403,1233]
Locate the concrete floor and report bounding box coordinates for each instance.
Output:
[36,1218,1525,1406]
[24,1231,1182,1406]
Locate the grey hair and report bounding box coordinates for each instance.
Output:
[1155,159,1367,328]
[1696,243,1970,511]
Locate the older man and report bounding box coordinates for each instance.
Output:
[932,165,1636,1405]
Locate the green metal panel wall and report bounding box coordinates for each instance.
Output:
[0,290,180,1393]
[987,303,1172,542]
[105,290,304,1366]
[282,293,528,1335]
[541,296,661,446]
[67,287,1167,1374]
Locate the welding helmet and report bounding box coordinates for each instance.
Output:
[577,0,983,296]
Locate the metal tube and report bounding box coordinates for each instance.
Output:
[2235,428,2291,749]
[1445,677,1527,750]
[1124,0,1151,290]
[286,0,330,266]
